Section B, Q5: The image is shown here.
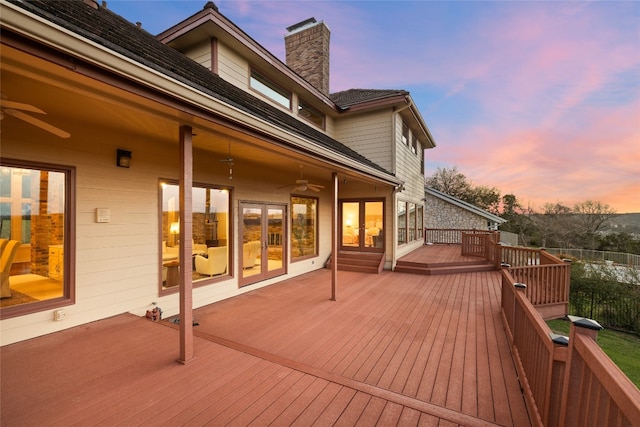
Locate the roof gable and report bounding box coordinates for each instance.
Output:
[425,187,506,224]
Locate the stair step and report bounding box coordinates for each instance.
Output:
[394,261,495,275]
[326,251,384,274]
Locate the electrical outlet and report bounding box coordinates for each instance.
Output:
[53,309,66,321]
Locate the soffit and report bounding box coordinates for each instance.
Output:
[0,42,391,189]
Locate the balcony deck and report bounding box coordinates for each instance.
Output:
[1,245,531,426]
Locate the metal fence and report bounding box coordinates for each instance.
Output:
[547,248,640,268]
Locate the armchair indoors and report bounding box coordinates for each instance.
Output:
[242,241,261,269]
[195,246,227,277]
[1,240,21,298]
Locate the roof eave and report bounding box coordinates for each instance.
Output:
[1,0,401,187]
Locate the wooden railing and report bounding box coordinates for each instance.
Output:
[462,232,570,320]
[501,270,640,426]
[425,228,496,245]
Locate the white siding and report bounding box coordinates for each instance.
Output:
[394,118,425,202]
[218,43,249,90]
[0,131,336,345]
[182,40,212,70]
[333,110,393,171]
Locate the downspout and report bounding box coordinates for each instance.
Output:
[391,183,404,270]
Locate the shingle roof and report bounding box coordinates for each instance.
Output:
[425,187,507,224]
[7,0,392,176]
[330,89,409,109]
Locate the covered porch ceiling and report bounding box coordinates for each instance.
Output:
[1,38,396,192]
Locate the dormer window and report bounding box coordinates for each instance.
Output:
[250,69,291,109]
[298,99,325,128]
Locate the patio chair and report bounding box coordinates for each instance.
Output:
[1,240,21,298]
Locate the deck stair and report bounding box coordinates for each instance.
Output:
[394,258,495,275]
[326,251,384,274]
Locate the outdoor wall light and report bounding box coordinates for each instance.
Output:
[117,149,132,168]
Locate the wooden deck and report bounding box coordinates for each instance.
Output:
[1,246,531,426]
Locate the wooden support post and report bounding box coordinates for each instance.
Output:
[331,172,338,301]
[177,125,194,364]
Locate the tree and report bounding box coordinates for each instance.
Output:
[532,202,574,248]
[499,193,536,246]
[426,166,500,212]
[467,185,501,213]
[425,166,472,200]
[573,200,616,249]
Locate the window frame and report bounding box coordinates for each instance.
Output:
[0,158,76,320]
[397,199,424,246]
[158,179,233,296]
[249,68,292,110]
[297,99,325,129]
[402,123,410,146]
[290,194,319,262]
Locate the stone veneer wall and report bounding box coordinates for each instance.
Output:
[424,193,489,231]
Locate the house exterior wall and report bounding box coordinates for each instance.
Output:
[217,42,249,90]
[333,110,393,171]
[0,131,338,345]
[424,193,490,231]
[0,2,432,344]
[182,39,212,69]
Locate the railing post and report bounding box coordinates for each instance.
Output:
[558,316,604,427]
[547,333,569,427]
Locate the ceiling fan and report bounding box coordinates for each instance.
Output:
[219,139,234,179]
[278,165,325,192]
[0,94,70,139]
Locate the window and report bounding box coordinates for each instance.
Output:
[417,205,424,240]
[250,69,291,109]
[402,123,409,146]
[298,99,325,128]
[291,196,317,260]
[0,160,74,319]
[397,200,407,244]
[397,200,424,246]
[412,135,418,154]
[160,181,231,292]
[408,203,416,242]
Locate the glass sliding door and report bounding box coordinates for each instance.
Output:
[240,202,286,287]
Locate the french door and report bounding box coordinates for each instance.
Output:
[239,202,286,287]
[340,199,384,252]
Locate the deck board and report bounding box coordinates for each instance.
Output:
[1,245,531,426]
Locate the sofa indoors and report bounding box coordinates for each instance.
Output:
[162,240,207,261]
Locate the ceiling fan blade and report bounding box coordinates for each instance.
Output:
[4,109,70,139]
[308,186,322,192]
[0,100,46,114]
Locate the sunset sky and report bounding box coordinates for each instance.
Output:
[109,1,640,213]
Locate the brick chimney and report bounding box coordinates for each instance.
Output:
[285,18,330,96]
